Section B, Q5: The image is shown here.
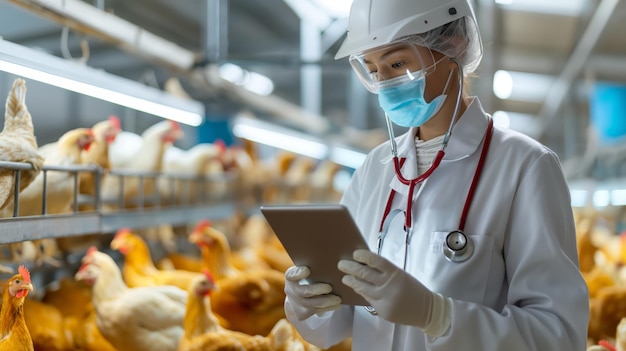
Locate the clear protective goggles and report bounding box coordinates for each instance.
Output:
[348,41,439,94]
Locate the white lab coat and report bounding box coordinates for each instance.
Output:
[285,98,589,350]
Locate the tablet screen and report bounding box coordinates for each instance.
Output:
[261,203,370,306]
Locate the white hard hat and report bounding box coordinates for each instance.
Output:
[335,0,483,75]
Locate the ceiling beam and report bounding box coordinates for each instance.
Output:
[536,0,619,139]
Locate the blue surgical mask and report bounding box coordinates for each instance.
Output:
[377,70,451,128]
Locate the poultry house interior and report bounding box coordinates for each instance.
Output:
[0,0,626,350]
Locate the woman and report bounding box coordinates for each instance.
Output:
[283,0,590,350]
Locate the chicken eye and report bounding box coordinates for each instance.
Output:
[15,279,20,284]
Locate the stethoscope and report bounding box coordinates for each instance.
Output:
[362,59,493,316]
[377,59,494,269]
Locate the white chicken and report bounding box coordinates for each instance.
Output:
[0,128,94,265]
[0,78,45,211]
[79,115,122,200]
[160,142,224,204]
[102,120,184,209]
[75,247,187,351]
[3,128,95,217]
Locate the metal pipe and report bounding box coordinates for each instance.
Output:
[537,0,619,138]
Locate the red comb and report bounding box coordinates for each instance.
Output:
[108,115,121,130]
[18,265,30,283]
[202,269,215,284]
[169,120,181,131]
[599,340,617,351]
[87,246,98,256]
[194,220,211,232]
[115,228,131,238]
[215,139,226,153]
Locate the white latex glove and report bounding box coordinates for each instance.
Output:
[338,249,451,335]
[284,265,342,321]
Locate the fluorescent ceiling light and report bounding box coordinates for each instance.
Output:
[232,115,366,169]
[495,0,586,16]
[493,111,541,137]
[232,118,328,159]
[219,63,274,96]
[330,147,366,170]
[493,70,554,103]
[0,38,204,126]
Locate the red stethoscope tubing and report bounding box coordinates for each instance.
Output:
[378,118,494,233]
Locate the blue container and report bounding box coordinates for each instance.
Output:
[198,115,235,146]
[590,82,626,144]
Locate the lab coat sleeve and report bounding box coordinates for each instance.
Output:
[427,150,589,350]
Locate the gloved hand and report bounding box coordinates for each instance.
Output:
[284,265,342,321]
[338,249,451,335]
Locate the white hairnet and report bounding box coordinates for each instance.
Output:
[404,16,483,75]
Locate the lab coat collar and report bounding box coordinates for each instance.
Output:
[381,97,489,195]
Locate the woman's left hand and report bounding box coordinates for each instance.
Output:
[338,249,435,328]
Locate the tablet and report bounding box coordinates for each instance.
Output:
[260,203,370,306]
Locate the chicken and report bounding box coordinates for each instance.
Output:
[2,127,95,217]
[79,115,122,200]
[110,228,201,290]
[103,120,184,209]
[281,156,316,203]
[75,247,187,351]
[178,271,318,351]
[160,142,225,205]
[0,265,34,351]
[234,214,293,273]
[189,220,287,336]
[22,298,71,351]
[42,277,119,351]
[218,141,277,205]
[307,160,342,202]
[0,78,44,211]
[1,128,95,265]
[158,252,204,273]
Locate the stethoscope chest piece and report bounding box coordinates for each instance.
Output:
[443,230,474,262]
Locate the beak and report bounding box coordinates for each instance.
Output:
[22,282,33,292]
[188,231,201,244]
[110,237,121,250]
[189,231,209,246]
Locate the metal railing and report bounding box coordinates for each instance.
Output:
[0,160,238,243]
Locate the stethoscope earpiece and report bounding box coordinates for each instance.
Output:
[443,230,474,263]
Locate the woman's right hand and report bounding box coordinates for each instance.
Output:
[284,265,342,321]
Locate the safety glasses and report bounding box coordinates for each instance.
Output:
[348,41,437,94]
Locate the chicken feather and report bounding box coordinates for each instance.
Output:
[76,248,187,351]
[0,78,44,211]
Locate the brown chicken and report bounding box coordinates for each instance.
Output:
[189,220,287,336]
[110,228,201,290]
[0,78,44,211]
[22,298,71,351]
[75,247,187,351]
[0,265,34,351]
[178,271,319,351]
[234,214,293,273]
[42,277,118,351]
